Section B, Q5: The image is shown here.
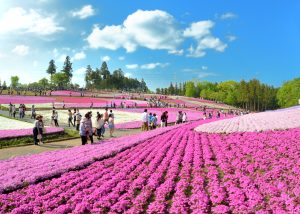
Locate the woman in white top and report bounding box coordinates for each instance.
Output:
[182,112,187,123]
[95,114,105,139]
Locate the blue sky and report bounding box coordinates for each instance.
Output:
[0,0,299,91]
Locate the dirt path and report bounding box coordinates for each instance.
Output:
[0,128,141,160]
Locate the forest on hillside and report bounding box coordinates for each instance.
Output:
[157,78,300,111]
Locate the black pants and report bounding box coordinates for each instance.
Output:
[81,136,87,145]
[33,127,43,145]
[68,118,74,127]
[54,119,59,127]
[81,135,93,145]
[76,124,80,131]
[73,116,76,126]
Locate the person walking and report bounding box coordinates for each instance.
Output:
[160,112,167,127]
[108,114,115,137]
[73,109,77,126]
[53,110,59,127]
[75,112,82,131]
[141,109,148,131]
[95,114,105,139]
[104,107,109,123]
[12,105,16,118]
[68,109,74,127]
[165,111,169,127]
[86,111,93,143]
[19,105,23,119]
[33,115,45,145]
[150,113,158,129]
[31,105,36,119]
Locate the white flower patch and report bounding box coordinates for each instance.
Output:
[36,109,141,126]
[0,116,33,130]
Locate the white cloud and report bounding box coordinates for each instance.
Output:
[12,45,29,56]
[126,64,139,69]
[202,66,208,70]
[183,20,214,39]
[184,21,227,58]
[74,67,86,75]
[57,54,67,63]
[73,51,86,60]
[168,49,184,55]
[220,12,237,20]
[52,48,59,58]
[125,72,132,78]
[118,56,125,61]
[227,35,237,42]
[101,55,110,62]
[141,62,169,70]
[87,9,182,53]
[71,5,95,19]
[198,72,216,78]
[0,7,64,35]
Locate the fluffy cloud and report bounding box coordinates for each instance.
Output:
[74,67,86,75]
[183,20,214,39]
[0,7,64,35]
[57,54,67,63]
[118,56,125,61]
[87,10,182,52]
[126,64,139,69]
[168,49,184,55]
[141,62,169,70]
[220,12,237,20]
[71,5,95,19]
[73,51,86,60]
[12,45,29,56]
[124,72,132,78]
[101,56,110,62]
[184,21,227,58]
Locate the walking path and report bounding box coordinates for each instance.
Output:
[0,129,141,160]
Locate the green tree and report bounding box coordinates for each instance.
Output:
[10,76,19,89]
[277,77,300,107]
[46,59,56,81]
[185,81,196,97]
[61,56,73,84]
[2,81,7,90]
[38,78,49,89]
[52,72,69,89]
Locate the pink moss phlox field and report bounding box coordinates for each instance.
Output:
[50,90,82,96]
[0,122,192,193]
[0,127,64,140]
[0,95,54,104]
[195,107,300,133]
[1,120,300,212]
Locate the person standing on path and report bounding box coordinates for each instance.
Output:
[33,115,45,145]
[9,103,13,117]
[68,109,74,127]
[86,111,94,143]
[141,109,148,131]
[165,111,169,127]
[103,107,109,123]
[53,110,59,127]
[182,112,187,123]
[73,109,77,127]
[75,112,82,131]
[31,105,36,119]
[12,105,16,118]
[160,112,167,127]
[108,114,115,137]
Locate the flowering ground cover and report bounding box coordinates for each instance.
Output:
[0,127,64,140]
[1,120,299,213]
[195,107,300,133]
[0,95,54,104]
[0,123,189,193]
[0,116,64,140]
[50,90,82,96]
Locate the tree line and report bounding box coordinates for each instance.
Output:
[0,56,149,92]
[157,78,300,111]
[84,62,148,92]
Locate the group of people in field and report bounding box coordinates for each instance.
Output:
[141,109,188,131]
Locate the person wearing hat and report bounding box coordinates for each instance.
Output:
[33,115,45,145]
